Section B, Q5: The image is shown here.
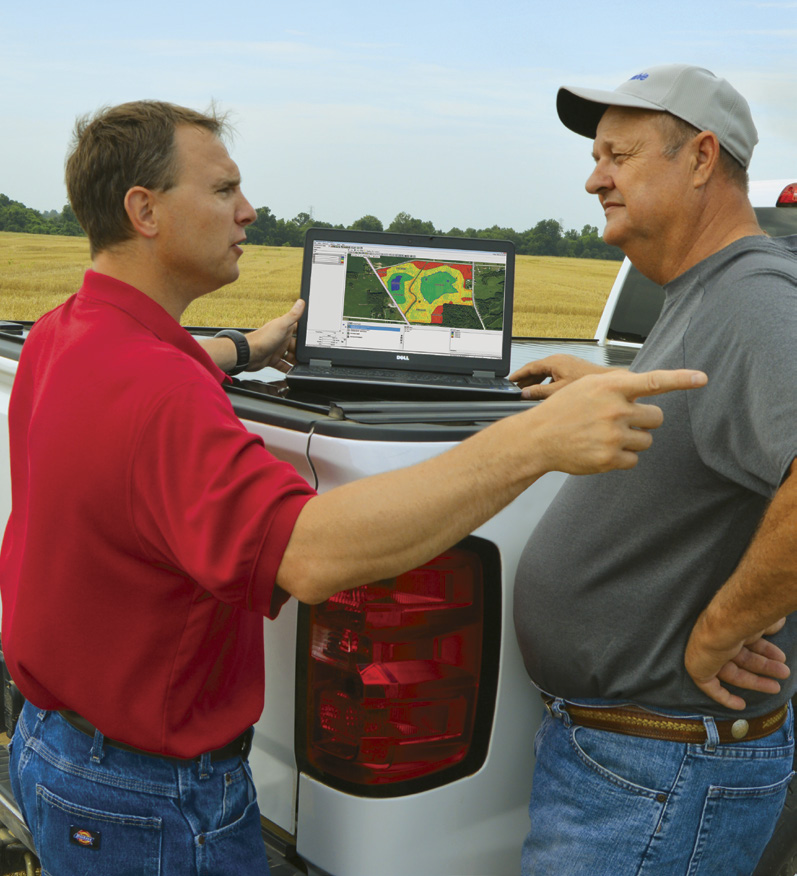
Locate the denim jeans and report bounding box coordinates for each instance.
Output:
[9,701,271,875]
[522,699,795,876]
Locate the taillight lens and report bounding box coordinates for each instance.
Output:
[301,543,495,790]
[777,183,797,206]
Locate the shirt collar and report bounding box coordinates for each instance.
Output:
[77,270,231,384]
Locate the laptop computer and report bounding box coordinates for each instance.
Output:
[286,228,522,400]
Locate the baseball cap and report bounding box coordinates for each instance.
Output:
[556,64,758,168]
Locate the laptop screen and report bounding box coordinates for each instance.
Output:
[296,228,515,375]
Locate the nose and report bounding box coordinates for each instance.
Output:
[237,194,257,227]
[586,160,610,196]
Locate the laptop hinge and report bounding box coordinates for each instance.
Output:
[472,370,496,378]
[309,359,333,368]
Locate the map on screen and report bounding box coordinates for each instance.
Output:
[342,255,506,332]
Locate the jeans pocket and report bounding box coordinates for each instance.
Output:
[9,724,32,827]
[533,713,553,759]
[196,797,271,876]
[525,721,672,876]
[220,762,256,831]
[687,770,795,876]
[570,725,670,796]
[35,783,163,876]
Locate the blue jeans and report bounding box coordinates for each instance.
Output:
[522,699,795,876]
[9,701,271,875]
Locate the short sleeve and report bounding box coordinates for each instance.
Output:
[129,376,316,617]
[685,264,797,495]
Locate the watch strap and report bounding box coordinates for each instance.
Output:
[214,329,250,376]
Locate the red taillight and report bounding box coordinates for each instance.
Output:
[777,183,797,206]
[303,546,490,788]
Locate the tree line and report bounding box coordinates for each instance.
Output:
[0,194,623,260]
[0,194,84,237]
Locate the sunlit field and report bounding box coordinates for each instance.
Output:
[0,232,621,338]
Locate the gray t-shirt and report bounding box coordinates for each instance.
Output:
[514,235,797,718]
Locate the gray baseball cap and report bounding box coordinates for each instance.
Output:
[557,64,758,169]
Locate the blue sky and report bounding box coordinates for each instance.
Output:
[3,0,796,233]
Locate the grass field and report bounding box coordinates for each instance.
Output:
[0,232,621,338]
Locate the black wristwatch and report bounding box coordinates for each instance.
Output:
[214,329,250,376]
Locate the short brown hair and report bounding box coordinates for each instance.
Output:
[65,101,228,257]
[658,113,749,192]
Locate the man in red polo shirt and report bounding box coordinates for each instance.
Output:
[0,100,706,875]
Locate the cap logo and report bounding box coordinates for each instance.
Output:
[629,73,649,81]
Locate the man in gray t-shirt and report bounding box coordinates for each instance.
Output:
[509,64,797,874]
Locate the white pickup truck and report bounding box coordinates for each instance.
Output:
[0,179,794,876]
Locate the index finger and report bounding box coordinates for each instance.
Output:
[508,362,552,386]
[613,369,708,400]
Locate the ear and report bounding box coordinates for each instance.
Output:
[124,186,159,240]
[692,131,721,188]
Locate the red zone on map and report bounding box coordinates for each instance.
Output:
[376,261,474,324]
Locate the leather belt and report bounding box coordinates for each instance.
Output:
[542,696,789,744]
[59,710,253,763]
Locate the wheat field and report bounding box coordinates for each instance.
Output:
[0,232,620,338]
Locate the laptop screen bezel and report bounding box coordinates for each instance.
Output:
[295,227,516,376]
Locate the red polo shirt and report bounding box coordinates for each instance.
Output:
[0,271,315,757]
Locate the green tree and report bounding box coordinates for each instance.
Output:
[575,224,624,261]
[55,204,84,236]
[276,217,303,247]
[387,212,438,235]
[520,219,564,256]
[477,224,522,248]
[292,211,313,228]
[0,195,85,237]
[246,205,278,245]
[350,214,384,232]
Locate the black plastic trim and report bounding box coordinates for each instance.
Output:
[228,386,496,442]
[0,329,28,361]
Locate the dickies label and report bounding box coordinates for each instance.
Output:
[69,825,101,849]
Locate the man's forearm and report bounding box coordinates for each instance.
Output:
[276,411,544,603]
[277,367,707,604]
[701,459,797,639]
[685,458,797,708]
[197,335,239,372]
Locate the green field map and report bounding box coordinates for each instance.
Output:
[342,255,505,331]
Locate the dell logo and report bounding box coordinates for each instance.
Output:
[396,354,410,361]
